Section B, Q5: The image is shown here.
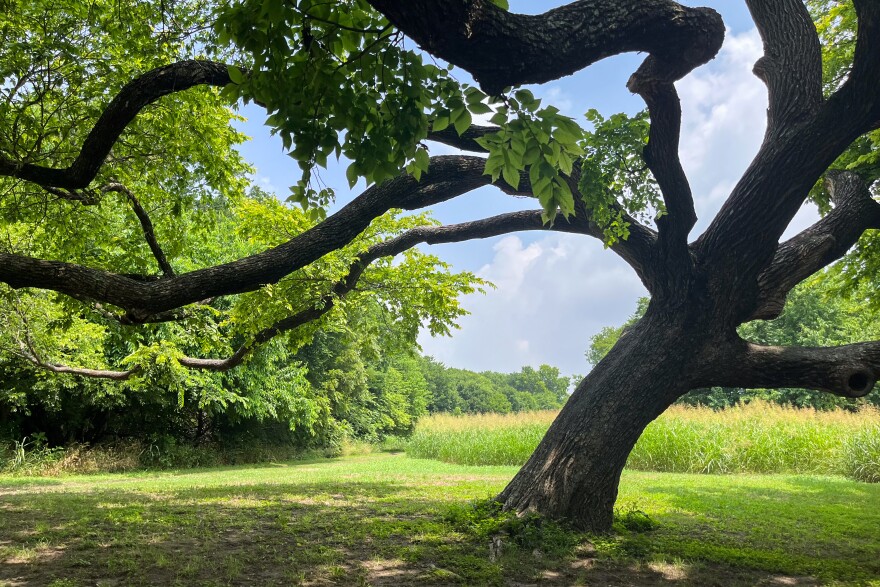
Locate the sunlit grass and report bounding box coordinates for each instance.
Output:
[1,453,878,585]
[406,402,880,480]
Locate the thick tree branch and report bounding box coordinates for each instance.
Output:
[695,2,880,322]
[0,60,232,190]
[117,210,611,373]
[0,155,495,320]
[746,0,823,134]
[711,339,880,399]
[100,183,175,277]
[367,0,724,95]
[626,73,695,267]
[751,171,880,320]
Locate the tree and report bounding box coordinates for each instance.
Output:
[1,0,879,532]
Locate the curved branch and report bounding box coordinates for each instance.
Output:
[367,0,724,94]
[711,339,880,399]
[0,60,232,190]
[155,210,605,372]
[751,171,880,320]
[626,73,695,268]
[15,341,139,381]
[101,183,175,277]
[0,155,494,321]
[746,0,823,134]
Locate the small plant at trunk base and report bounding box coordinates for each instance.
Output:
[445,498,581,559]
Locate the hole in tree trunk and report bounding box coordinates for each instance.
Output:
[847,372,870,394]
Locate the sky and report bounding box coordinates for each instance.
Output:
[231,1,822,377]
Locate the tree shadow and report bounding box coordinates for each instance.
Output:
[2,470,861,586]
[629,476,880,583]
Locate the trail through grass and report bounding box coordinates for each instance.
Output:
[2,453,879,586]
[406,404,880,480]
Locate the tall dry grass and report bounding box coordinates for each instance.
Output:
[405,402,880,481]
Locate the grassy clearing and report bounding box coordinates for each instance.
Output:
[406,404,880,480]
[1,453,879,586]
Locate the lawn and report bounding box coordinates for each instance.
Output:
[1,453,879,586]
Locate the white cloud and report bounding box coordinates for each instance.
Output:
[677,29,771,233]
[419,233,647,375]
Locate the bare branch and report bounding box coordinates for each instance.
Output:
[0,60,232,190]
[746,0,823,133]
[17,343,140,380]
[367,0,724,95]
[751,171,880,320]
[100,183,175,277]
[42,186,101,205]
[710,339,880,399]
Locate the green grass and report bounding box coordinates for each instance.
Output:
[406,404,880,479]
[1,453,879,586]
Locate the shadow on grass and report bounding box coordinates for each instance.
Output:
[0,470,870,586]
[633,476,880,583]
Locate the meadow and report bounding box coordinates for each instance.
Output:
[405,403,880,481]
[2,453,880,586]
[3,404,880,585]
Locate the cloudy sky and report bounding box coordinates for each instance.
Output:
[233,1,821,376]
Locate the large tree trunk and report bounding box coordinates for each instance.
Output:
[499,310,704,532]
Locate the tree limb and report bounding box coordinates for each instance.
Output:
[0,60,232,190]
[710,339,880,399]
[695,2,880,321]
[0,155,495,320]
[745,0,823,134]
[366,0,724,95]
[750,171,880,320]
[56,210,602,374]
[627,71,695,268]
[101,183,175,277]
[16,341,140,380]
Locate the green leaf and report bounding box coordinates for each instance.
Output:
[227,66,246,85]
[453,108,472,136]
[346,163,359,188]
[501,163,520,191]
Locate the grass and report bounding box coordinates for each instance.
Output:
[1,453,879,586]
[406,403,880,480]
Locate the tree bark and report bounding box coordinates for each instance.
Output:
[499,308,703,531]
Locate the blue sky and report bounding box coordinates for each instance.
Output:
[232,2,821,376]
